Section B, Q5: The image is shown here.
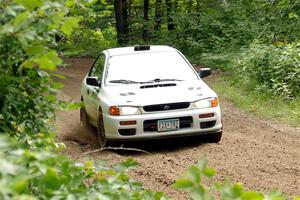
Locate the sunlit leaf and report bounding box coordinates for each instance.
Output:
[13,12,28,30]
[36,56,56,70]
[197,159,208,171]
[0,24,14,34]
[11,176,29,193]
[15,0,43,11]
[51,73,66,79]
[242,191,264,200]
[50,81,64,90]
[35,51,61,70]
[114,158,139,172]
[173,179,193,189]
[186,165,201,183]
[61,17,80,36]
[44,168,60,189]
[46,51,62,66]
[202,168,216,178]
[288,13,298,19]
[66,0,75,7]
[24,45,44,55]
[82,0,98,6]
[231,183,244,198]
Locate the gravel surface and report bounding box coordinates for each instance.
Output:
[56,58,300,199]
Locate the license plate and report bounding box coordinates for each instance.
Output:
[157,119,179,132]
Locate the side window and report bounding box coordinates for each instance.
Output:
[89,54,105,79]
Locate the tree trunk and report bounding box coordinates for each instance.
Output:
[196,0,200,13]
[114,0,129,45]
[154,0,162,30]
[187,0,193,13]
[143,0,149,41]
[165,0,175,30]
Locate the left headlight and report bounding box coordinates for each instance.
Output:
[192,97,219,109]
[109,106,141,116]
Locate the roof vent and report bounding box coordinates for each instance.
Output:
[134,45,150,51]
[140,83,176,89]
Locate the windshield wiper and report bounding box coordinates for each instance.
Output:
[110,79,180,84]
[150,78,183,82]
[109,79,139,84]
[109,79,153,84]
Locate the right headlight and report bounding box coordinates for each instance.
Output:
[192,97,218,109]
[109,106,141,116]
[119,106,141,115]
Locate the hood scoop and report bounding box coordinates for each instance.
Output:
[140,83,176,89]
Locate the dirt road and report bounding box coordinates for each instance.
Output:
[56,58,300,199]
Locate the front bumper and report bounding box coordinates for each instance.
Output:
[103,107,222,141]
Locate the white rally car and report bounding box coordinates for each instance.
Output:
[81,45,222,147]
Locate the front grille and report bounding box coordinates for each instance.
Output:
[144,116,193,132]
[143,102,190,112]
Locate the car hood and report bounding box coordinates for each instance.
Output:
[103,80,217,106]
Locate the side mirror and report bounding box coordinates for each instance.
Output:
[199,68,212,78]
[86,77,101,87]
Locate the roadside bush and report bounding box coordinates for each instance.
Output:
[235,41,300,99]
[0,136,169,200]
[0,0,73,147]
[174,159,297,200]
[0,0,168,199]
[149,0,300,69]
[58,1,117,57]
[61,26,117,57]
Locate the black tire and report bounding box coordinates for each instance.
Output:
[97,111,107,148]
[206,131,222,143]
[80,106,90,128]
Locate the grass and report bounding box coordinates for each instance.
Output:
[209,74,300,127]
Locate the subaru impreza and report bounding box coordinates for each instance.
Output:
[80,45,222,147]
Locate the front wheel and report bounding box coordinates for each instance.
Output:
[97,112,107,148]
[80,106,90,128]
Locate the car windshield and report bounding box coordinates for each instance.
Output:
[105,51,198,85]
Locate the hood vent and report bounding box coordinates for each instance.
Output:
[140,83,176,89]
[120,92,136,96]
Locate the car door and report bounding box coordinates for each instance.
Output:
[84,54,105,123]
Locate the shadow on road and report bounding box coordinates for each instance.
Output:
[110,136,209,155]
[69,124,211,155]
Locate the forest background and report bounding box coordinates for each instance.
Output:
[0,0,299,199]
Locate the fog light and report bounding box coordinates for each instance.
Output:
[120,121,137,125]
[199,113,214,118]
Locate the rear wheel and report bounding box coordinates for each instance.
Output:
[206,131,222,143]
[97,111,107,147]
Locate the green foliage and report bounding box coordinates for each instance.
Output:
[61,17,81,36]
[144,0,300,100]
[58,0,117,57]
[174,158,297,200]
[235,41,300,99]
[210,74,300,126]
[61,26,117,57]
[0,0,167,199]
[0,0,71,147]
[0,136,169,200]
